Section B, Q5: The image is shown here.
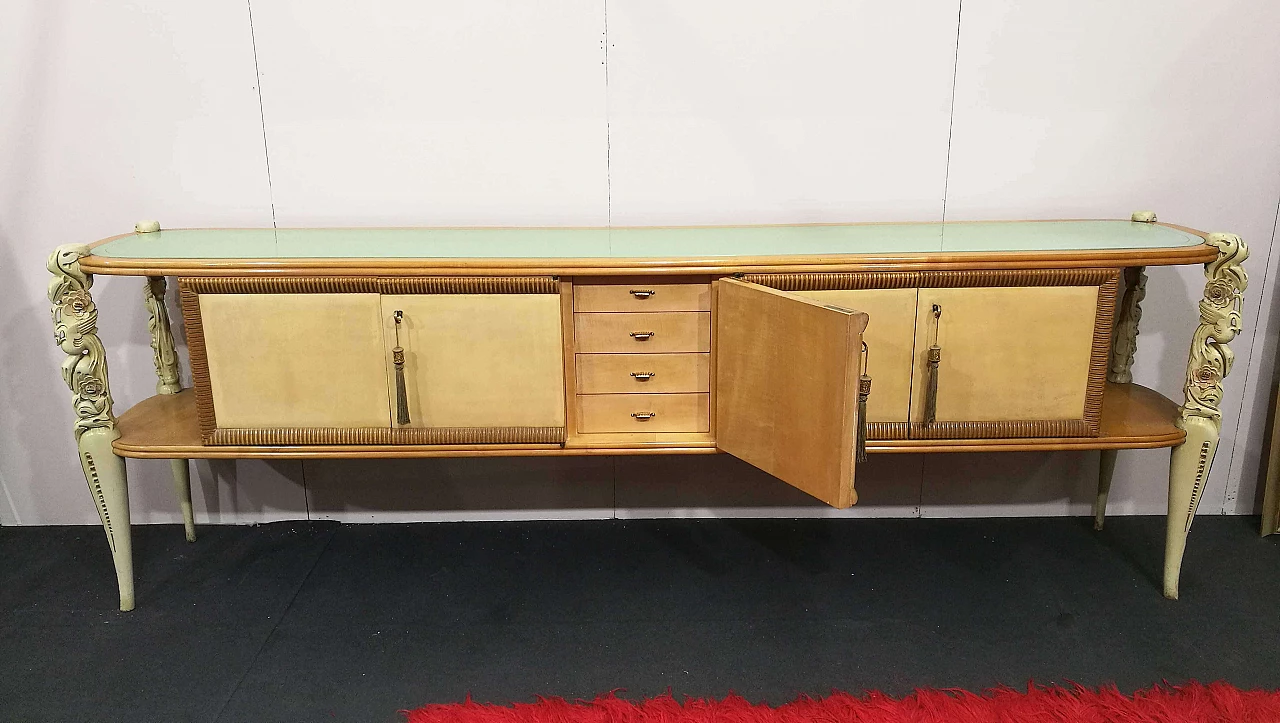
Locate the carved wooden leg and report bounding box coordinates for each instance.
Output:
[1095,262,1147,530]
[145,273,196,542]
[49,245,135,611]
[1164,232,1248,599]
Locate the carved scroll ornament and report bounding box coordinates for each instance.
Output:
[48,244,117,439]
[144,276,182,395]
[1180,233,1249,424]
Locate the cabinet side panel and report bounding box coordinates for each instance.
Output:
[200,293,392,428]
[385,294,566,428]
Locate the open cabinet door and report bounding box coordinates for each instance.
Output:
[715,278,869,508]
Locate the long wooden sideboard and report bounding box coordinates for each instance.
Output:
[47,213,1248,610]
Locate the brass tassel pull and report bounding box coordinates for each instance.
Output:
[393,310,410,426]
[924,303,942,425]
[857,341,872,464]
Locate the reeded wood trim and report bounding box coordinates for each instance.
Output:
[178,281,217,438]
[378,277,557,294]
[909,419,1093,439]
[208,426,566,446]
[181,276,557,294]
[1084,273,1121,432]
[867,422,911,440]
[743,268,1117,291]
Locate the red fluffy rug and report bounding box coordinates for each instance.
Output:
[403,683,1280,722]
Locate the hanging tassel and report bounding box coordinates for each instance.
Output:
[923,304,942,425]
[857,373,872,463]
[393,310,410,425]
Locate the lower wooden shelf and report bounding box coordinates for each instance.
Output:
[111,383,1185,460]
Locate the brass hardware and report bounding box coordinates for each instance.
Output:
[631,412,657,421]
[629,289,656,299]
[393,310,410,426]
[924,303,942,425]
[630,372,656,381]
[630,331,655,341]
[857,341,872,463]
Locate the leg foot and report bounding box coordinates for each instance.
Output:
[1094,449,1118,531]
[79,429,134,611]
[170,459,196,543]
[1165,416,1219,600]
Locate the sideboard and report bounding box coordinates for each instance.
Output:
[47,213,1248,610]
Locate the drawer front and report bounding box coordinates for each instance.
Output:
[574,312,711,353]
[574,282,711,312]
[576,353,710,394]
[577,393,710,433]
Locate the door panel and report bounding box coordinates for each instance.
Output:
[715,279,867,509]
[383,294,565,429]
[791,288,917,423]
[910,286,1097,424]
[200,293,391,428]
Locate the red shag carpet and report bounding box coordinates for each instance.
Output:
[403,683,1280,722]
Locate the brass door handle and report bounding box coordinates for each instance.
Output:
[630,372,656,381]
[392,310,410,426]
[630,331,655,341]
[629,289,656,299]
[631,412,657,421]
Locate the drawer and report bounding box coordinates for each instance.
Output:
[577,393,709,433]
[574,282,711,312]
[574,312,711,353]
[576,353,710,394]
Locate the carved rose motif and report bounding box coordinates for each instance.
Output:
[1189,365,1219,390]
[78,376,107,399]
[1204,279,1235,307]
[65,289,94,315]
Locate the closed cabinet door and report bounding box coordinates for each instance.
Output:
[715,279,868,509]
[791,288,917,427]
[382,294,565,430]
[909,285,1101,434]
[199,293,392,429]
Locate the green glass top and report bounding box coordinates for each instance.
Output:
[90,221,1201,260]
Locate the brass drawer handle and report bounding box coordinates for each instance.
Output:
[631,412,657,421]
[630,372,656,381]
[630,331,655,341]
[629,289,656,299]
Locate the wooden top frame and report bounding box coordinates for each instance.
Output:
[78,219,1218,277]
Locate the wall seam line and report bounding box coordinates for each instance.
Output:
[939,0,964,228]
[246,0,278,229]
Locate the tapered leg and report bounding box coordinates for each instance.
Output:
[145,272,197,542]
[1094,449,1118,531]
[79,428,134,610]
[1163,231,1248,600]
[49,244,135,611]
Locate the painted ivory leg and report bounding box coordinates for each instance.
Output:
[1095,261,1148,530]
[145,273,196,542]
[49,245,135,611]
[1095,449,1118,531]
[1164,232,1248,600]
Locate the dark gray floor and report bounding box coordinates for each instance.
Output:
[1,515,1277,722]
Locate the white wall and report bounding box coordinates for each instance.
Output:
[2,0,1278,527]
